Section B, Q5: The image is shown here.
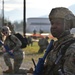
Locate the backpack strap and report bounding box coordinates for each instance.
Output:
[58,38,75,74]
[8,35,16,45]
[60,38,75,56]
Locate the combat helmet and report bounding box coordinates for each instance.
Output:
[49,7,75,29]
[1,26,11,33]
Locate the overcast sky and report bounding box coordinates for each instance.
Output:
[0,0,75,22]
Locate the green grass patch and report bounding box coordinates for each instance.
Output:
[22,38,56,62]
[22,42,44,62]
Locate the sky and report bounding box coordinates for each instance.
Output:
[0,0,75,22]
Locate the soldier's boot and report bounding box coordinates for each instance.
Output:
[27,67,33,73]
[3,66,13,73]
[38,49,43,53]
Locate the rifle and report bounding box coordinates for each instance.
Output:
[33,39,54,75]
[32,58,36,68]
[0,41,14,58]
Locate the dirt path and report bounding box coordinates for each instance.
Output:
[0,50,43,75]
[0,54,33,75]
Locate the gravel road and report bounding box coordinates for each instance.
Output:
[0,54,34,75]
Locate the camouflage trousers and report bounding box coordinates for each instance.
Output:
[3,51,27,74]
[38,46,46,53]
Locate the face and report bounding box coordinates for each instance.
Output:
[50,18,64,38]
[2,31,9,36]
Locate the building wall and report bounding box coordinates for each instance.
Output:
[26,18,51,33]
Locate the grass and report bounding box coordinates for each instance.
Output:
[22,38,56,62]
[22,42,44,62]
[24,42,39,54]
[21,38,56,67]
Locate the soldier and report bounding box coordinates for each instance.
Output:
[7,22,15,34]
[38,36,49,53]
[29,7,75,75]
[1,26,28,74]
[42,7,75,75]
[4,22,15,34]
[27,36,33,46]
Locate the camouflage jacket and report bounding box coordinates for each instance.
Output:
[43,34,75,75]
[38,38,49,47]
[4,34,23,59]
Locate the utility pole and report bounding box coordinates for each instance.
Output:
[23,0,26,36]
[2,0,4,26]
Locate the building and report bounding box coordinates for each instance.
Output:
[26,17,51,33]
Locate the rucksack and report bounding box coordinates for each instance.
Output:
[9,33,28,48]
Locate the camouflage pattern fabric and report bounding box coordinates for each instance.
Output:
[3,34,27,74]
[42,34,75,75]
[4,22,15,34]
[8,24,15,34]
[27,36,33,46]
[38,37,49,53]
[49,7,75,29]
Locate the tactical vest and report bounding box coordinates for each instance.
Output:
[47,37,75,75]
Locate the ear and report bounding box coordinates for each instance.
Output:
[65,20,72,30]
[72,19,75,28]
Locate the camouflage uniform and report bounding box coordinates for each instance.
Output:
[3,34,23,73]
[43,34,75,75]
[4,22,15,34]
[1,26,27,74]
[27,36,33,46]
[8,23,15,34]
[42,7,75,75]
[38,37,49,53]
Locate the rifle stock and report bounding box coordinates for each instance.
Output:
[0,41,14,58]
[33,39,54,75]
